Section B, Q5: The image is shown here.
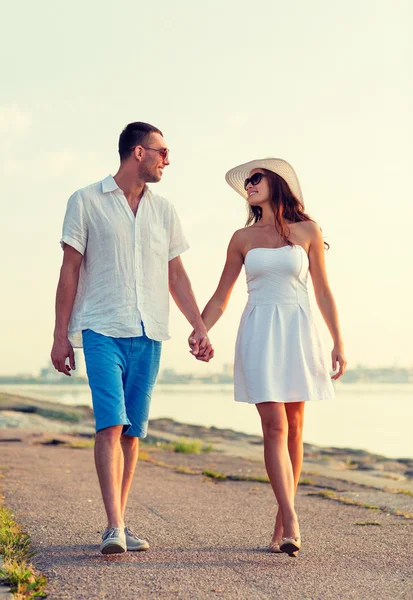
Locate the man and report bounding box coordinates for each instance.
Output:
[51,122,212,554]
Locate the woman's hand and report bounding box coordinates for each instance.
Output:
[331,345,347,380]
[188,331,214,362]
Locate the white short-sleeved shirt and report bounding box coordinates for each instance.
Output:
[61,175,189,347]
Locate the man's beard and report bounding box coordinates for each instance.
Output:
[141,165,161,184]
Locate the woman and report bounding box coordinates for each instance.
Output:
[192,158,346,556]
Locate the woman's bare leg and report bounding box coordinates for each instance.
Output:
[286,402,305,490]
[273,402,305,541]
[256,402,300,540]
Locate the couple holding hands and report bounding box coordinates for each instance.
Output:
[51,121,346,556]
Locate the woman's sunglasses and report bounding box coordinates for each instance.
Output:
[244,172,266,190]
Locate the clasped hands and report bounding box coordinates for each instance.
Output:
[188,329,214,362]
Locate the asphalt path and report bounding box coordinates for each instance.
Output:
[0,439,412,599]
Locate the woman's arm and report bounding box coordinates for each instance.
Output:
[307,224,347,380]
[201,232,244,331]
[190,231,244,362]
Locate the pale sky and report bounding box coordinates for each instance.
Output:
[1,0,412,377]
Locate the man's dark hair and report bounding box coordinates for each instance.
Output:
[118,122,163,161]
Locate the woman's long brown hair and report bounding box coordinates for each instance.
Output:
[245,169,330,249]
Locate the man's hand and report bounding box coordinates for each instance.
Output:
[188,330,214,362]
[194,344,215,362]
[51,335,76,376]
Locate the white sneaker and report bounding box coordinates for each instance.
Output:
[100,527,127,554]
[124,527,150,551]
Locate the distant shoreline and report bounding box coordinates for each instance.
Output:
[1,390,413,493]
[2,383,413,461]
[1,374,413,385]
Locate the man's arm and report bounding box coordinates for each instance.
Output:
[168,256,213,359]
[50,245,83,375]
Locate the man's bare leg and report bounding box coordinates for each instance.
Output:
[120,434,140,520]
[94,425,124,529]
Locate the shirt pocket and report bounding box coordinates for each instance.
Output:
[150,224,167,257]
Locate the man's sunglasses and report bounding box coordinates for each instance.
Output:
[142,146,169,161]
[244,172,266,190]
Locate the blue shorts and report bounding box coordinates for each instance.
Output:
[82,329,162,438]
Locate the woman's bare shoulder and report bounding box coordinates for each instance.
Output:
[293,220,322,239]
[229,227,251,245]
[294,219,320,231]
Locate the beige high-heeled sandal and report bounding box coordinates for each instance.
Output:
[279,536,301,557]
[268,540,283,553]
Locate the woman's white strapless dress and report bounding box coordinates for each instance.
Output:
[234,245,335,404]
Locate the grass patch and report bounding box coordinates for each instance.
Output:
[308,490,413,519]
[65,439,95,449]
[138,450,152,462]
[308,490,381,510]
[393,489,413,497]
[299,478,315,486]
[175,466,201,475]
[391,508,413,518]
[160,438,214,454]
[310,490,335,499]
[139,453,201,475]
[0,501,47,598]
[171,439,202,454]
[360,503,382,510]
[203,470,227,481]
[227,474,269,483]
[202,470,270,483]
[355,521,383,526]
[378,473,403,481]
[36,408,80,423]
[201,443,214,453]
[141,455,269,482]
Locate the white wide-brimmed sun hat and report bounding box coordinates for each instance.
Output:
[225,158,303,204]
